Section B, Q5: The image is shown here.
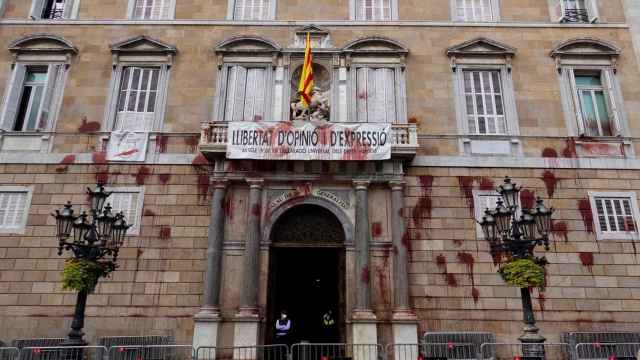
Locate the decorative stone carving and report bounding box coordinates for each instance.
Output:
[291,87,331,122]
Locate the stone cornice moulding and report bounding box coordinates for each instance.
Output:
[110,35,177,66]
[446,37,517,71]
[8,33,78,64]
[550,37,621,72]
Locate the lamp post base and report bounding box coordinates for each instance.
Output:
[518,288,546,358]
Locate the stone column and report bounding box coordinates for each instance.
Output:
[389,181,418,347]
[234,178,264,349]
[351,180,377,346]
[193,179,227,351]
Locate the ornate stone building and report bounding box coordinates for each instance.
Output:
[0,0,640,349]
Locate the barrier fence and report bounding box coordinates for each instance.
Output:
[2,342,640,360]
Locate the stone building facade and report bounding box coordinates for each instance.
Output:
[0,0,640,349]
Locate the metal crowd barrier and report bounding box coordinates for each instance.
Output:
[196,345,288,360]
[20,346,107,360]
[290,343,383,360]
[107,345,194,360]
[562,332,640,360]
[575,342,640,360]
[0,347,19,360]
[478,343,572,360]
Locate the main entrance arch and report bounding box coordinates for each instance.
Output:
[266,204,347,344]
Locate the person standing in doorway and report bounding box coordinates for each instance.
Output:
[274,310,292,347]
[321,310,336,342]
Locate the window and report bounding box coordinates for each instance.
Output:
[463,70,506,135]
[552,0,598,23]
[351,0,397,20]
[106,187,144,236]
[30,0,78,19]
[0,187,33,234]
[572,71,616,137]
[355,67,399,123]
[453,0,499,22]
[232,0,274,20]
[473,190,502,238]
[589,192,640,240]
[128,0,175,20]
[115,67,160,131]
[222,66,267,122]
[0,64,67,133]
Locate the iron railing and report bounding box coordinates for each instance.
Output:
[107,345,194,360]
[478,343,572,360]
[20,346,107,360]
[196,345,289,360]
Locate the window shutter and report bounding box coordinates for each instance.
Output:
[127,0,136,19]
[152,65,169,131]
[367,68,381,122]
[224,66,238,121]
[233,66,248,121]
[36,64,61,131]
[29,0,45,19]
[602,69,622,136]
[552,0,566,22]
[586,0,599,23]
[383,68,396,123]
[356,68,368,123]
[244,68,266,121]
[567,68,585,136]
[63,0,76,18]
[0,64,27,131]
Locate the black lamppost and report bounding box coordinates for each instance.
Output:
[53,184,130,346]
[479,177,554,358]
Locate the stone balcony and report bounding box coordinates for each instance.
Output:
[199,122,418,160]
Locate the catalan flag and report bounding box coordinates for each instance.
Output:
[298,33,314,107]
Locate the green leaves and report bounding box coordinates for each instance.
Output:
[61,259,111,293]
[498,258,546,290]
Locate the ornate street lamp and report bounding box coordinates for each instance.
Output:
[479,176,554,358]
[52,184,130,347]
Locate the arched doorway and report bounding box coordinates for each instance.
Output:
[266,204,346,344]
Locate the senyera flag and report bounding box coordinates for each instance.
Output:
[298,32,314,107]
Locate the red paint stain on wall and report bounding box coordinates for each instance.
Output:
[158,173,171,185]
[78,117,101,133]
[453,239,463,247]
[159,226,172,239]
[446,273,458,287]
[197,174,210,202]
[95,168,110,185]
[478,177,494,191]
[552,221,569,242]
[92,152,107,165]
[223,193,234,220]
[56,154,76,173]
[134,166,152,186]
[412,175,434,230]
[436,254,447,274]
[471,287,480,304]
[457,252,475,285]
[250,204,261,217]
[542,148,558,158]
[155,135,169,154]
[376,266,390,306]
[192,153,210,167]
[491,250,504,266]
[578,199,595,233]
[371,222,383,237]
[458,176,476,215]
[143,209,156,217]
[541,171,559,198]
[579,252,594,273]
[520,189,536,210]
[562,138,577,158]
[361,265,370,284]
[538,292,546,311]
[185,136,199,153]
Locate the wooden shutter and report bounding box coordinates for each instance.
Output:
[602,69,622,136]
[383,68,396,123]
[356,67,368,122]
[152,65,169,131]
[566,68,585,136]
[0,64,27,131]
[63,0,75,18]
[244,68,266,121]
[586,0,599,23]
[552,0,566,22]
[225,66,248,122]
[36,64,60,131]
[29,0,45,19]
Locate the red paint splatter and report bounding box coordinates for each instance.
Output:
[185,136,199,153]
[155,135,169,153]
[197,174,210,202]
[223,193,234,220]
[408,117,419,124]
[371,222,382,237]
[55,167,68,173]
[419,175,434,189]
[158,174,171,185]
[578,199,594,233]
[542,171,558,198]
[143,209,156,217]
[376,266,389,306]
[60,154,76,165]
[458,176,476,215]
[520,189,536,210]
[92,152,107,165]
[542,148,558,158]
[436,254,447,274]
[192,153,209,167]
[113,149,139,158]
[95,168,110,185]
[538,292,546,311]
[360,265,370,284]
[159,226,172,239]
[478,177,494,191]
[552,221,568,242]
[250,203,261,217]
[491,250,504,266]
[136,248,144,259]
[134,166,152,186]
[412,175,434,229]
[401,230,413,260]
[446,273,458,287]
[78,117,101,133]
[579,252,594,273]
[453,239,463,247]
[457,252,475,285]
[471,287,480,304]
[562,138,577,158]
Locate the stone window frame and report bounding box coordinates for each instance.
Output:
[0,186,33,234]
[105,186,145,236]
[213,36,280,122]
[447,37,521,157]
[103,35,176,132]
[551,38,627,139]
[349,0,399,21]
[343,36,408,124]
[29,0,80,20]
[127,0,176,20]
[0,34,76,153]
[450,0,501,22]
[588,191,640,241]
[0,0,7,17]
[227,0,277,21]
[548,0,599,23]
[472,189,521,239]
